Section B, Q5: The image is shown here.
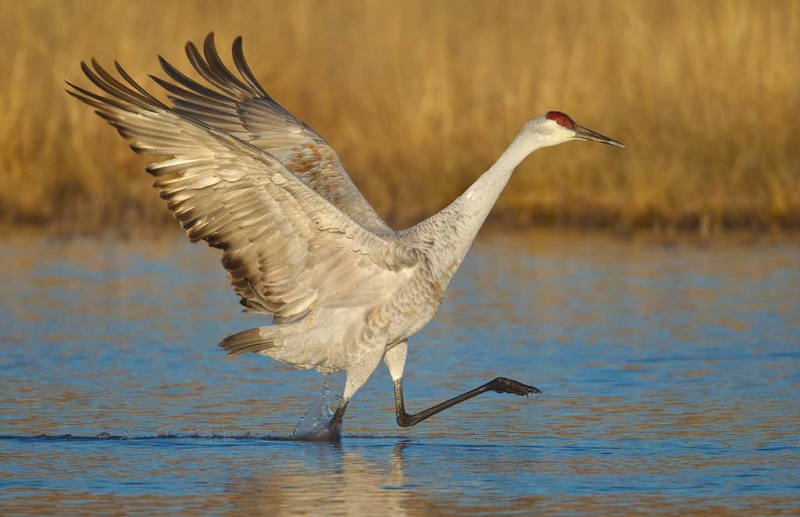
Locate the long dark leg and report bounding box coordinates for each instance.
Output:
[393,377,540,427]
[330,398,349,432]
[319,347,383,441]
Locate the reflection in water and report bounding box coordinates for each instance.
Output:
[0,230,798,515]
[2,434,797,516]
[224,440,414,517]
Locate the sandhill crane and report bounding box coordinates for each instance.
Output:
[67,33,624,440]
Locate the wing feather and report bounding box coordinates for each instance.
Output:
[153,33,390,233]
[68,59,418,322]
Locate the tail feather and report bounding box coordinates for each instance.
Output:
[219,327,276,356]
[220,313,348,373]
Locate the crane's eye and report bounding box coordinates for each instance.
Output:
[557,118,565,126]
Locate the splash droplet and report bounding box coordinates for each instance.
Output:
[292,378,343,441]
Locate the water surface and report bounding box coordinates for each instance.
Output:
[1,231,798,515]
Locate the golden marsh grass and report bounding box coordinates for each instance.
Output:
[2,0,799,233]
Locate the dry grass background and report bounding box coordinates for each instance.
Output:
[1,0,798,234]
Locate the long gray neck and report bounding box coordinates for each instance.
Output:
[405,130,538,266]
[453,132,534,232]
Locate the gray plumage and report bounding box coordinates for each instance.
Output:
[68,33,623,436]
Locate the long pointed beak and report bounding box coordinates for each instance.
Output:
[574,124,625,148]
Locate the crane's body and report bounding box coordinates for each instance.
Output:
[68,33,624,440]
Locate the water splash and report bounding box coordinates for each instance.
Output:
[291,378,343,442]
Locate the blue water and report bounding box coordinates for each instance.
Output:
[1,230,798,515]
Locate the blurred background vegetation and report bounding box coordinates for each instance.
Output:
[1,0,798,234]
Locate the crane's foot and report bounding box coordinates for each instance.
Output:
[489,377,541,396]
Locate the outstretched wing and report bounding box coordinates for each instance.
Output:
[67,59,418,322]
[151,32,390,233]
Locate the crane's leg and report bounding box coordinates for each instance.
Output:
[329,346,385,436]
[384,341,540,427]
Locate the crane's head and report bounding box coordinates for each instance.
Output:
[524,111,625,149]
